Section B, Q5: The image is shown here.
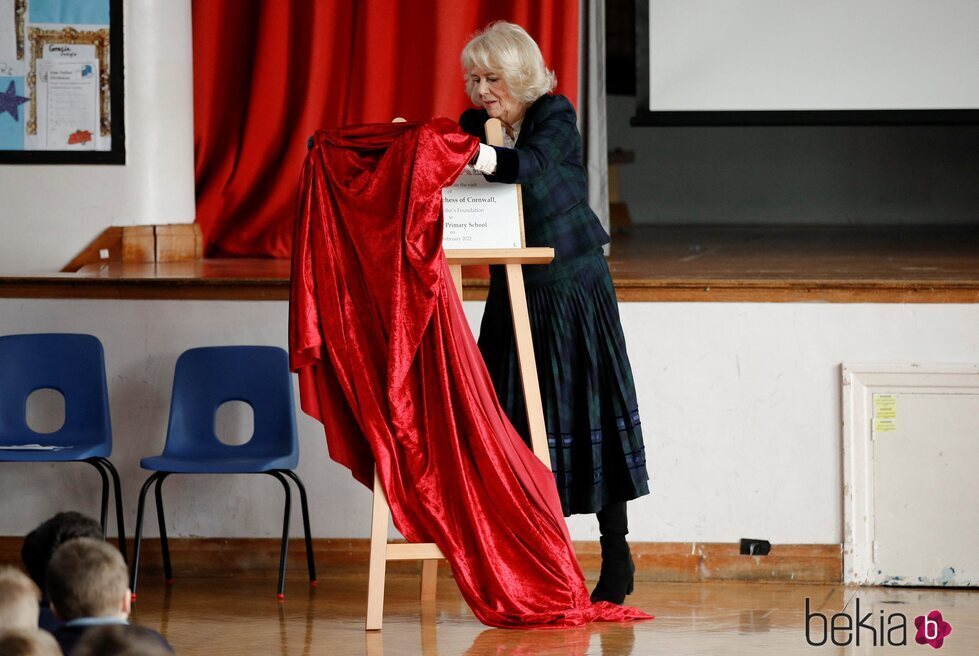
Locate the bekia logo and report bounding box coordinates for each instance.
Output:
[805,598,952,649]
[914,611,952,649]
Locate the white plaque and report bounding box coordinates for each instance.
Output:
[442,171,523,249]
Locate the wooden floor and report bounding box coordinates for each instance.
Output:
[2,225,978,302]
[126,573,979,655]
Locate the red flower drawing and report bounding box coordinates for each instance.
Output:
[68,130,93,145]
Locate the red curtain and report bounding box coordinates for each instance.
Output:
[193,1,580,258]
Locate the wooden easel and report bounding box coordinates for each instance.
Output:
[364,119,555,631]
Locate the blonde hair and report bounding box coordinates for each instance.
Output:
[461,21,557,106]
[0,567,40,630]
[0,629,61,656]
[46,538,128,621]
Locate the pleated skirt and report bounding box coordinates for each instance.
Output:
[477,248,650,516]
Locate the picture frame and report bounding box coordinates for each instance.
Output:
[0,0,124,163]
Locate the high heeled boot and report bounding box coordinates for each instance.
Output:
[590,501,635,604]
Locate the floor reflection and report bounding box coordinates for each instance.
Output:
[126,573,978,656]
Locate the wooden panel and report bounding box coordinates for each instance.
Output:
[696,543,842,584]
[612,282,979,303]
[574,541,841,583]
[155,224,203,262]
[62,224,202,273]
[0,537,842,583]
[121,226,157,263]
[61,227,124,272]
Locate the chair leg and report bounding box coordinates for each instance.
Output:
[268,471,292,599]
[96,457,128,564]
[86,458,110,539]
[153,473,173,582]
[282,470,316,585]
[131,472,165,597]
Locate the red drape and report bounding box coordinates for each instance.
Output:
[193,0,579,257]
[290,119,649,628]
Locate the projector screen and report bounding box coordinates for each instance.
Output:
[635,0,979,124]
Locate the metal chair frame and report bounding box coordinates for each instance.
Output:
[127,345,315,599]
[130,468,315,598]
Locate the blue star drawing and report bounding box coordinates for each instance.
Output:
[0,80,30,122]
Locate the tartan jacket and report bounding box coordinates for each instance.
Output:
[459,94,609,261]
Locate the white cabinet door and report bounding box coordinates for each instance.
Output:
[874,392,979,586]
[843,366,979,586]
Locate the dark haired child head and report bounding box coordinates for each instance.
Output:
[21,512,103,592]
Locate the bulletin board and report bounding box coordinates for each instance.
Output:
[0,0,124,163]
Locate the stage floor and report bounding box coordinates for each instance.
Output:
[127,573,978,655]
[605,224,979,302]
[2,225,978,302]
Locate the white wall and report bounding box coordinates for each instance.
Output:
[2,297,976,545]
[0,0,195,275]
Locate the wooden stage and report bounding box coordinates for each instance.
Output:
[2,225,978,303]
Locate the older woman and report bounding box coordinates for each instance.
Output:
[459,21,649,605]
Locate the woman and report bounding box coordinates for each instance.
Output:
[458,21,649,605]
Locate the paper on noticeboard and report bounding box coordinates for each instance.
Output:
[36,58,99,150]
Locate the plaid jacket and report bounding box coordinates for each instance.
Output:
[459,94,609,261]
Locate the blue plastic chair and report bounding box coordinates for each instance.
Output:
[129,346,316,598]
[0,333,127,561]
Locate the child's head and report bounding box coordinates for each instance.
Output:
[0,629,61,656]
[46,538,130,622]
[72,625,172,656]
[0,567,40,630]
[21,511,103,593]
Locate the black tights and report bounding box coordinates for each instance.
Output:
[597,500,629,538]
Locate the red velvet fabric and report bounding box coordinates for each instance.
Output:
[193,0,579,258]
[289,119,651,628]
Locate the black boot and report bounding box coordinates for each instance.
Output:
[590,501,635,604]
